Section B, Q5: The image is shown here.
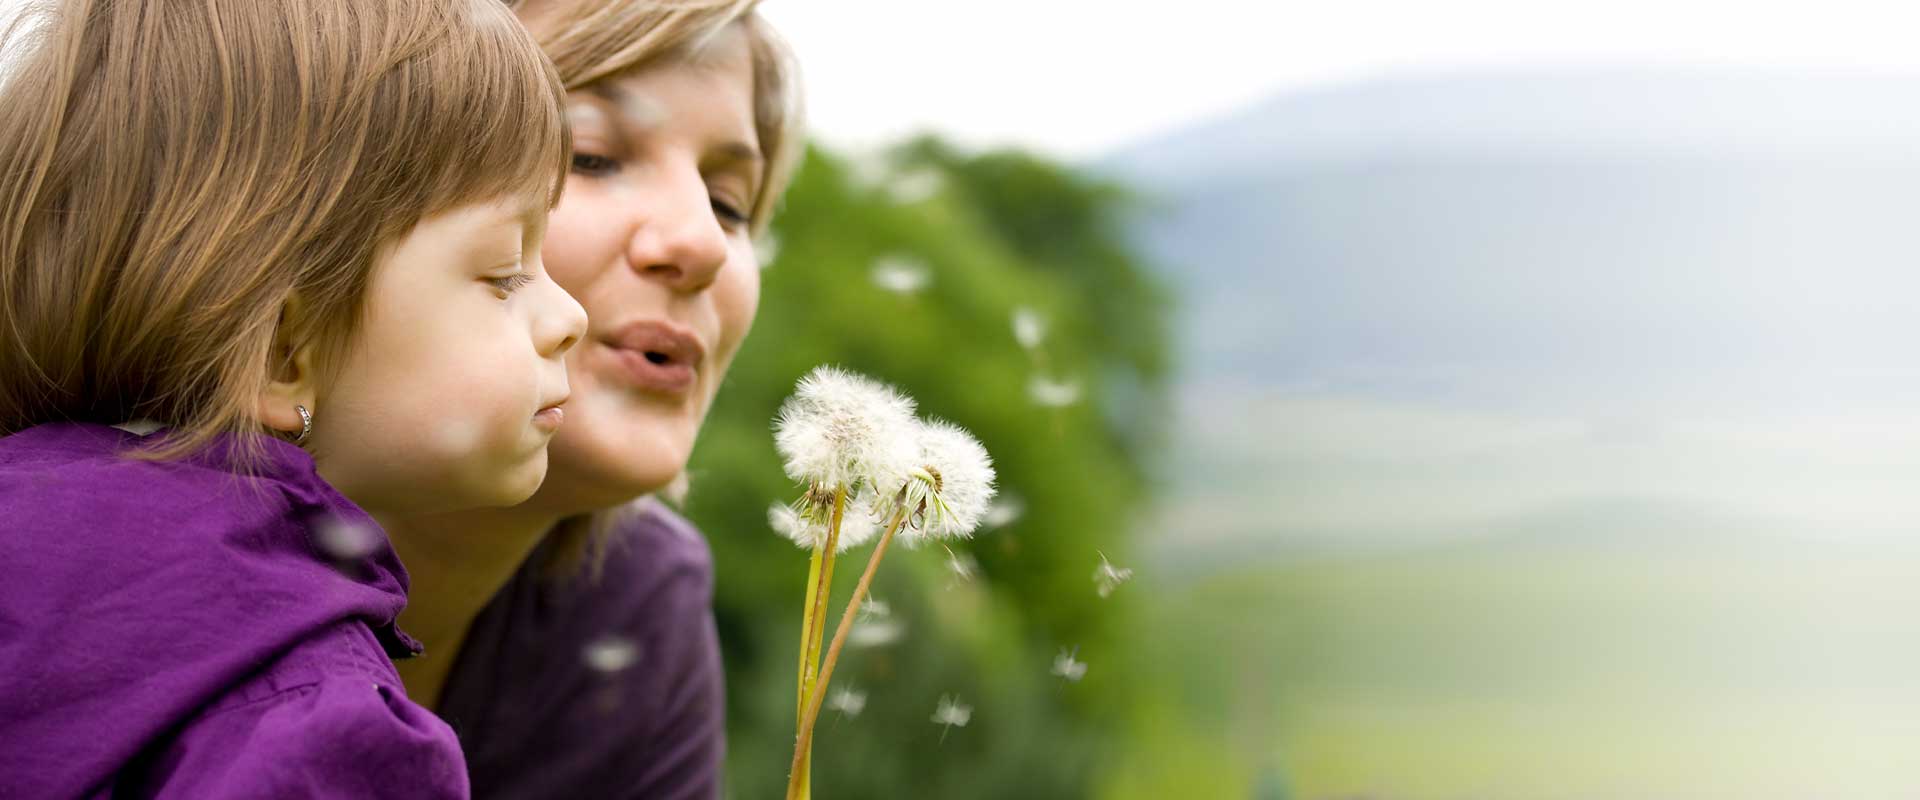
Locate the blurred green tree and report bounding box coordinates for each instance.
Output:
[683,138,1170,798]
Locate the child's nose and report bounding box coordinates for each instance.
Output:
[535,273,587,358]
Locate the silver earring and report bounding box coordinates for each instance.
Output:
[295,404,312,442]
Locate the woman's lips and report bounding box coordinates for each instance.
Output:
[602,320,704,396]
[605,346,696,395]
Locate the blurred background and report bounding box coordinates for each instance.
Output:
[682,2,1920,798]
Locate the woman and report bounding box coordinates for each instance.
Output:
[383,1,804,796]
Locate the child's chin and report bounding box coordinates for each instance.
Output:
[465,452,550,510]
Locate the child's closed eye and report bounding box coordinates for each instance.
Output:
[486,272,535,296]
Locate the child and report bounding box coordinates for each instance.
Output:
[0,0,586,796]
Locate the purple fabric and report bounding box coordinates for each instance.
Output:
[438,501,725,800]
[0,422,467,799]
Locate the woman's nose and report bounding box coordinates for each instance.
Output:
[625,170,730,293]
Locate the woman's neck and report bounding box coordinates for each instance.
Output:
[383,504,563,710]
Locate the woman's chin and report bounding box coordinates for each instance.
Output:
[534,429,689,514]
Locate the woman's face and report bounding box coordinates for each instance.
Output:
[530,23,764,511]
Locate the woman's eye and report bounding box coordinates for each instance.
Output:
[486,273,535,296]
[712,198,751,228]
[571,153,619,176]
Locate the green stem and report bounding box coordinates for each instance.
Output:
[794,488,846,800]
[785,508,906,800]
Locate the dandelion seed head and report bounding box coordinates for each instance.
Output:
[583,636,640,673]
[772,366,919,494]
[1027,375,1084,409]
[768,494,881,553]
[870,255,932,295]
[896,418,996,542]
[1011,307,1047,350]
[1094,552,1134,598]
[828,686,867,718]
[1052,648,1087,682]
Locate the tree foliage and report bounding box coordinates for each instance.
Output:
[683,139,1171,797]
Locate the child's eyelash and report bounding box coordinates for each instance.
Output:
[487,273,535,294]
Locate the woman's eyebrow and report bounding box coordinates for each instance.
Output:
[585,83,666,129]
[711,140,763,167]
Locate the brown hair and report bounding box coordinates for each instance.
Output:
[505,0,806,574]
[0,0,570,461]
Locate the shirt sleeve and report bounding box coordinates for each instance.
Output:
[132,677,470,799]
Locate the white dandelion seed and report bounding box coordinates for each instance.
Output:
[945,549,979,584]
[870,255,932,296]
[848,616,905,648]
[660,472,691,508]
[982,495,1025,530]
[845,148,897,190]
[1011,307,1047,351]
[827,686,867,718]
[754,231,780,270]
[768,495,881,553]
[313,516,380,561]
[772,366,920,495]
[1052,648,1087,682]
[893,418,996,544]
[931,694,972,741]
[858,596,891,621]
[886,168,944,205]
[583,636,640,673]
[1094,552,1133,598]
[1027,375,1084,408]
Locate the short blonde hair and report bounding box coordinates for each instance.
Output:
[0,0,570,461]
[509,0,805,235]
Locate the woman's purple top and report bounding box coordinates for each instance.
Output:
[0,422,468,799]
[438,500,726,800]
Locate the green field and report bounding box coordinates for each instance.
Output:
[1118,538,1920,799]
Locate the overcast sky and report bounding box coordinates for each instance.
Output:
[762,0,1920,158]
[6,0,1920,158]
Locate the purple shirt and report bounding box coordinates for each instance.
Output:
[0,423,467,799]
[437,501,725,800]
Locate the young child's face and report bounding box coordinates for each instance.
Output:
[307,196,586,518]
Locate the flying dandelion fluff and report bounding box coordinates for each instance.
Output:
[1027,374,1084,409]
[582,636,640,673]
[1052,648,1087,682]
[931,695,972,743]
[1011,307,1047,351]
[1094,552,1133,598]
[870,254,932,296]
[827,686,867,719]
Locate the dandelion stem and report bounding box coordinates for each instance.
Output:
[785,506,907,800]
[793,487,846,800]
[795,544,823,727]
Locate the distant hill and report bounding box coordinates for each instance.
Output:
[1098,67,1920,413]
[1101,68,1920,557]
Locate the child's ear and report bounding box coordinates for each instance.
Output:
[257,293,319,440]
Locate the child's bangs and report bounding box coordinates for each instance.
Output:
[403,0,571,217]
